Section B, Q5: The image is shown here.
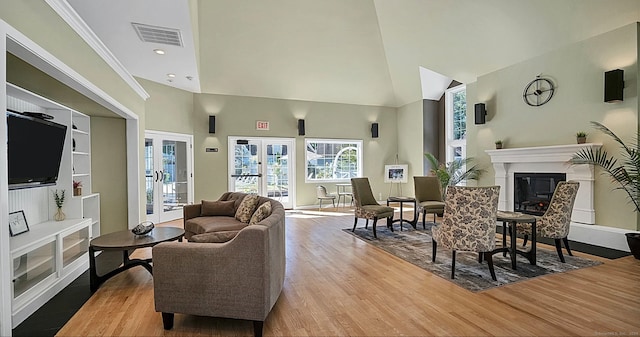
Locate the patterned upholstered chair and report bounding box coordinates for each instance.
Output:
[518,181,580,263]
[431,185,501,280]
[316,185,336,209]
[351,177,395,238]
[413,176,446,229]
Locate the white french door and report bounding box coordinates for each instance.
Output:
[228,137,295,209]
[145,131,194,223]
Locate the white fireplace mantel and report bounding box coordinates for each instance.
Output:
[486,143,602,225]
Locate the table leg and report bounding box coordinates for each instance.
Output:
[530,221,537,265]
[89,245,98,292]
[510,221,517,270]
[502,221,507,257]
[399,202,404,231]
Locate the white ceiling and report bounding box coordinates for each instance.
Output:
[67,0,640,108]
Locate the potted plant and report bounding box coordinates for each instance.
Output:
[73,180,82,196]
[495,140,503,149]
[424,152,485,198]
[576,131,587,144]
[570,121,640,259]
[53,189,66,221]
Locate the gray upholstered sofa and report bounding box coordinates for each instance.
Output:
[152,192,285,337]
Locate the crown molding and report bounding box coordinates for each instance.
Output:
[44,0,150,100]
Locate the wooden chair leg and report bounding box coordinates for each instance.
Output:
[451,250,456,279]
[554,239,566,263]
[352,217,358,232]
[484,252,497,281]
[372,218,378,238]
[253,320,264,337]
[563,237,573,256]
[432,239,437,262]
[422,209,427,229]
[162,312,174,330]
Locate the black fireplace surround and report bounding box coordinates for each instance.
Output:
[514,172,566,215]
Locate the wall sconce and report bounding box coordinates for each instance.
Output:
[474,103,487,125]
[208,115,216,133]
[298,119,305,136]
[371,123,379,138]
[604,69,624,103]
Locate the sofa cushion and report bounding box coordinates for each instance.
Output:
[235,194,260,223]
[185,216,248,235]
[201,200,236,216]
[189,230,239,243]
[250,201,272,225]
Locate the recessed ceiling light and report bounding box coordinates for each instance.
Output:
[154,49,165,55]
[167,73,176,78]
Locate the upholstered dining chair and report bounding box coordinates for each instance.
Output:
[431,185,501,281]
[414,176,446,229]
[316,185,336,209]
[351,177,395,238]
[518,180,580,263]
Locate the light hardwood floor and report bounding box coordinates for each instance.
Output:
[57,207,640,336]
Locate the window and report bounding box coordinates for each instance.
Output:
[445,85,466,163]
[305,139,362,182]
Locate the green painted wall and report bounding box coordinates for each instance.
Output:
[467,23,639,230]
[397,99,424,197]
[91,117,128,234]
[193,93,398,206]
[139,78,194,134]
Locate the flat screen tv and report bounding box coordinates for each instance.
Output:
[7,111,67,190]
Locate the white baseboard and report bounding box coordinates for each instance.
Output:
[569,222,637,252]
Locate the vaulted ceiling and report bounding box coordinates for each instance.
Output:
[68,0,640,108]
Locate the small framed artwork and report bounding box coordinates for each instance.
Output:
[384,164,408,183]
[9,210,29,237]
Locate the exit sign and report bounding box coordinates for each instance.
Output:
[256,121,270,130]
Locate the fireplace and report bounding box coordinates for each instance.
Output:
[514,172,566,215]
[486,143,601,225]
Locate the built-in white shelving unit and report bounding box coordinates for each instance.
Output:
[5,83,100,327]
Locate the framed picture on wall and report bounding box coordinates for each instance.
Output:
[9,210,29,237]
[384,164,408,183]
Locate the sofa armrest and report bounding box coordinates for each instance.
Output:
[183,203,201,221]
[153,225,282,322]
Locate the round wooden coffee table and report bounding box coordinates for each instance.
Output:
[89,227,184,292]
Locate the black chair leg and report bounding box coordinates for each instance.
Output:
[253,320,264,337]
[365,219,369,229]
[554,239,566,263]
[388,216,394,232]
[352,217,358,232]
[451,250,456,279]
[372,218,378,238]
[422,209,426,229]
[478,252,483,263]
[563,237,573,256]
[523,234,529,247]
[162,312,174,330]
[432,239,437,262]
[484,252,497,281]
[332,199,335,207]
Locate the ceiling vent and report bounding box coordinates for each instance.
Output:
[131,22,183,47]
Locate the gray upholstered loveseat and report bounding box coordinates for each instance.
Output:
[152,192,285,337]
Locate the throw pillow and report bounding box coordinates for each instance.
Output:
[249,201,272,225]
[235,194,260,223]
[200,200,236,216]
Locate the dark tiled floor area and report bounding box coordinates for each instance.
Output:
[12,242,630,337]
[13,251,123,337]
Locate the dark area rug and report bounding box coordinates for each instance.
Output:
[343,224,602,292]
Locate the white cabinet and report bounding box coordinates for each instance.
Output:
[5,83,100,327]
[10,219,91,327]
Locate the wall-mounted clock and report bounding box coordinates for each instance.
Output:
[523,75,556,106]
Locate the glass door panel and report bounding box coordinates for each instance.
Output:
[231,142,261,194]
[162,140,189,220]
[145,138,157,222]
[229,137,295,209]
